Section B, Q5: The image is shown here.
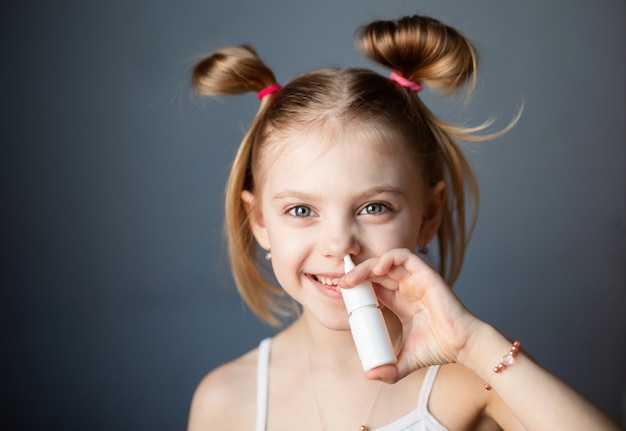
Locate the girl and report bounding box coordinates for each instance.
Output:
[187,15,620,431]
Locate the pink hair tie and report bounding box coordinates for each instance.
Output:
[389,72,422,92]
[257,84,282,100]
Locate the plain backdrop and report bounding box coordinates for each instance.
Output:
[1,0,624,429]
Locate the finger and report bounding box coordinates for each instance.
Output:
[338,256,378,288]
[364,363,399,384]
[371,266,410,286]
[339,250,415,289]
[364,355,416,384]
[373,283,422,321]
[372,248,430,278]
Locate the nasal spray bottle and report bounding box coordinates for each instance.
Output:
[341,255,397,372]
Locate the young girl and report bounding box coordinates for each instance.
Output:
[187,15,620,431]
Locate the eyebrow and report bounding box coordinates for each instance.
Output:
[272,186,408,202]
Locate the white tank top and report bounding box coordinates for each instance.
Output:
[255,338,450,431]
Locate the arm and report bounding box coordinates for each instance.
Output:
[339,248,621,431]
[461,323,620,430]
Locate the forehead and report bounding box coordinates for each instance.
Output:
[260,119,412,170]
[258,125,425,199]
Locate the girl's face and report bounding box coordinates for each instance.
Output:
[243,128,445,330]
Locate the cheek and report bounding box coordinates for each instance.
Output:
[267,246,308,299]
[361,214,421,253]
[363,229,413,255]
[265,224,312,276]
[266,219,312,254]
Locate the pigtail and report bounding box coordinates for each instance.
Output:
[357,15,515,285]
[193,45,290,326]
[358,16,477,94]
[192,45,278,96]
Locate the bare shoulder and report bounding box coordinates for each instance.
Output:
[187,346,260,431]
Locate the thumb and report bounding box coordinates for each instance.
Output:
[364,353,416,384]
[364,363,399,384]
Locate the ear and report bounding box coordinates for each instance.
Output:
[241,190,271,250]
[417,180,447,245]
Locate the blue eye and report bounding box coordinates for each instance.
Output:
[288,206,315,217]
[360,203,387,215]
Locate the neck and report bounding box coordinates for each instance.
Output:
[298,313,358,365]
[296,312,388,431]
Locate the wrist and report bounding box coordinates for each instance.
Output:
[456,322,513,382]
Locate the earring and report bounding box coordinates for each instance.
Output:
[418,244,428,254]
[264,250,272,261]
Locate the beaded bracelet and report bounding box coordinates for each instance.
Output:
[484,340,521,390]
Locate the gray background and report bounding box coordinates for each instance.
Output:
[2,0,624,429]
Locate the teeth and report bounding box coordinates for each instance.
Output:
[315,275,340,286]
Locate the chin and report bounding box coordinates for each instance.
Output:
[313,309,352,332]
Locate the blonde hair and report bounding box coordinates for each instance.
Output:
[192,15,511,326]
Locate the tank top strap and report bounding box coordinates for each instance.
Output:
[256,338,272,431]
[417,365,441,413]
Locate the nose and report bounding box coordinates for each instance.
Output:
[317,214,361,260]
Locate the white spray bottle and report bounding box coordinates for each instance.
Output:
[341,255,397,372]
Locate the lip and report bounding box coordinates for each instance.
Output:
[306,273,343,300]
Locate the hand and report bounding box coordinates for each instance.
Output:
[338,248,480,383]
